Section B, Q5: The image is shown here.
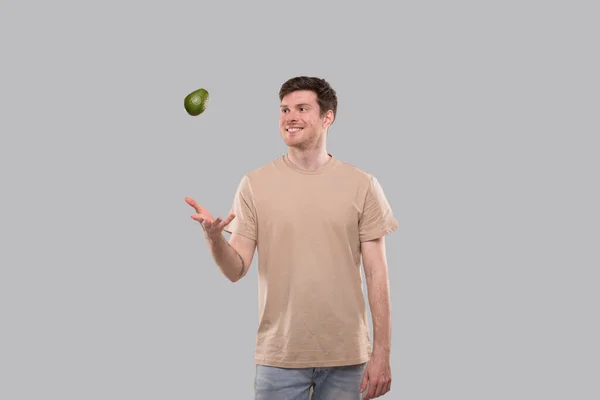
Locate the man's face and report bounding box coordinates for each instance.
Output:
[279,90,332,149]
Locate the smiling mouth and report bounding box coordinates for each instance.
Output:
[286,127,303,133]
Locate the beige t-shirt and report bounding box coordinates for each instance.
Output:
[223,154,398,368]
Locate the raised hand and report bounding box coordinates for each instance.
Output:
[185,197,236,240]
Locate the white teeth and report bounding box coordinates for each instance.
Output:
[287,128,302,132]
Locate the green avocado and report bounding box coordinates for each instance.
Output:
[184,88,209,116]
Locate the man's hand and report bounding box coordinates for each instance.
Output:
[360,352,392,399]
[185,197,235,241]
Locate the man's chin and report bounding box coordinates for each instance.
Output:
[282,135,298,145]
[283,139,304,149]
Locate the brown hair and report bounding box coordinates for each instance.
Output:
[279,76,338,122]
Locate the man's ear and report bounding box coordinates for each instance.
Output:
[323,110,335,128]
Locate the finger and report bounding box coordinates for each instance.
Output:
[374,381,386,398]
[185,197,203,213]
[213,217,223,227]
[379,378,390,397]
[217,213,235,229]
[360,370,368,393]
[366,381,378,399]
[223,213,235,227]
[191,214,203,223]
[363,382,373,400]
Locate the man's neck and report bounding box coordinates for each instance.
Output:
[287,147,332,171]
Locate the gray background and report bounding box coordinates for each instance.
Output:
[1,0,598,399]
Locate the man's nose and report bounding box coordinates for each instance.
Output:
[285,111,298,122]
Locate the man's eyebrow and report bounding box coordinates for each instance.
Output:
[280,103,311,108]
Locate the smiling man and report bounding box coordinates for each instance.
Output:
[186,76,398,399]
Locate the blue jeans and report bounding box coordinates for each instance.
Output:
[254,363,367,400]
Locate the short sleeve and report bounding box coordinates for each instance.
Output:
[359,175,398,242]
[222,175,257,241]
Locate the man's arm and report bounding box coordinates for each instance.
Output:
[186,197,257,282]
[361,236,392,356]
[207,232,256,283]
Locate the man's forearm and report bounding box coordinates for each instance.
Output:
[206,233,245,282]
[367,273,392,356]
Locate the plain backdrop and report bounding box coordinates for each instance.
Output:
[1,1,598,399]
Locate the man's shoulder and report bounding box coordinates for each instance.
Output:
[332,157,376,183]
[237,155,287,182]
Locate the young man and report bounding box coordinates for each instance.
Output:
[185,76,397,399]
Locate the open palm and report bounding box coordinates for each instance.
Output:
[185,197,235,239]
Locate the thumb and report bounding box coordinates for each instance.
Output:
[360,369,369,392]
